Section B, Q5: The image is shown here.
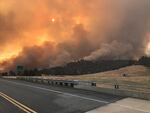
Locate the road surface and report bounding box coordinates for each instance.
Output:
[0,78,150,113]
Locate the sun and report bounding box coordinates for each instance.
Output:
[51,18,55,22]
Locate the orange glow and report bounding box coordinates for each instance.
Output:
[0,49,21,62]
[37,34,49,45]
[0,0,103,70]
[145,34,150,56]
[74,16,82,24]
[146,43,150,56]
[0,0,91,67]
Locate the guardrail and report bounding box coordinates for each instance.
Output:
[1,76,150,100]
[16,76,97,88]
[95,80,150,92]
[89,80,150,100]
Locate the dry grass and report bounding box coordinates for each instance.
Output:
[41,65,150,85]
[42,65,150,93]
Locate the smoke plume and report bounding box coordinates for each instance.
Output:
[0,0,150,70]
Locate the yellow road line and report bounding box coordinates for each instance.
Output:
[1,92,37,113]
[0,92,30,113]
[0,92,37,113]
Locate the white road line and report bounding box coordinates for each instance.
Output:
[1,79,150,113]
[2,79,109,104]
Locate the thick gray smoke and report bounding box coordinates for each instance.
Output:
[85,0,150,60]
[0,0,150,70]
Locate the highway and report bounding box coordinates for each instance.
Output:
[0,78,150,113]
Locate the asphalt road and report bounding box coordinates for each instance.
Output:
[0,78,125,113]
[0,96,24,113]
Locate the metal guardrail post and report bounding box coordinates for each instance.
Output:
[70,83,74,87]
[91,82,96,86]
[64,83,68,86]
[114,85,119,89]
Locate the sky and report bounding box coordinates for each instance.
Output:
[0,0,150,71]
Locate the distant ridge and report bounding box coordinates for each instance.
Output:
[41,59,135,75]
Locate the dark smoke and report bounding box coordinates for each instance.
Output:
[85,0,150,60]
[0,0,150,71]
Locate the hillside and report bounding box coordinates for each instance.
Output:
[42,65,150,84]
[41,60,134,75]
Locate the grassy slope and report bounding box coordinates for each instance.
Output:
[42,65,150,84]
[41,65,150,93]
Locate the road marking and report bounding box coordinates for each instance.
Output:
[0,92,37,113]
[0,92,30,113]
[3,80,109,104]
[2,79,150,113]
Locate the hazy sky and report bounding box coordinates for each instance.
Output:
[0,0,150,70]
